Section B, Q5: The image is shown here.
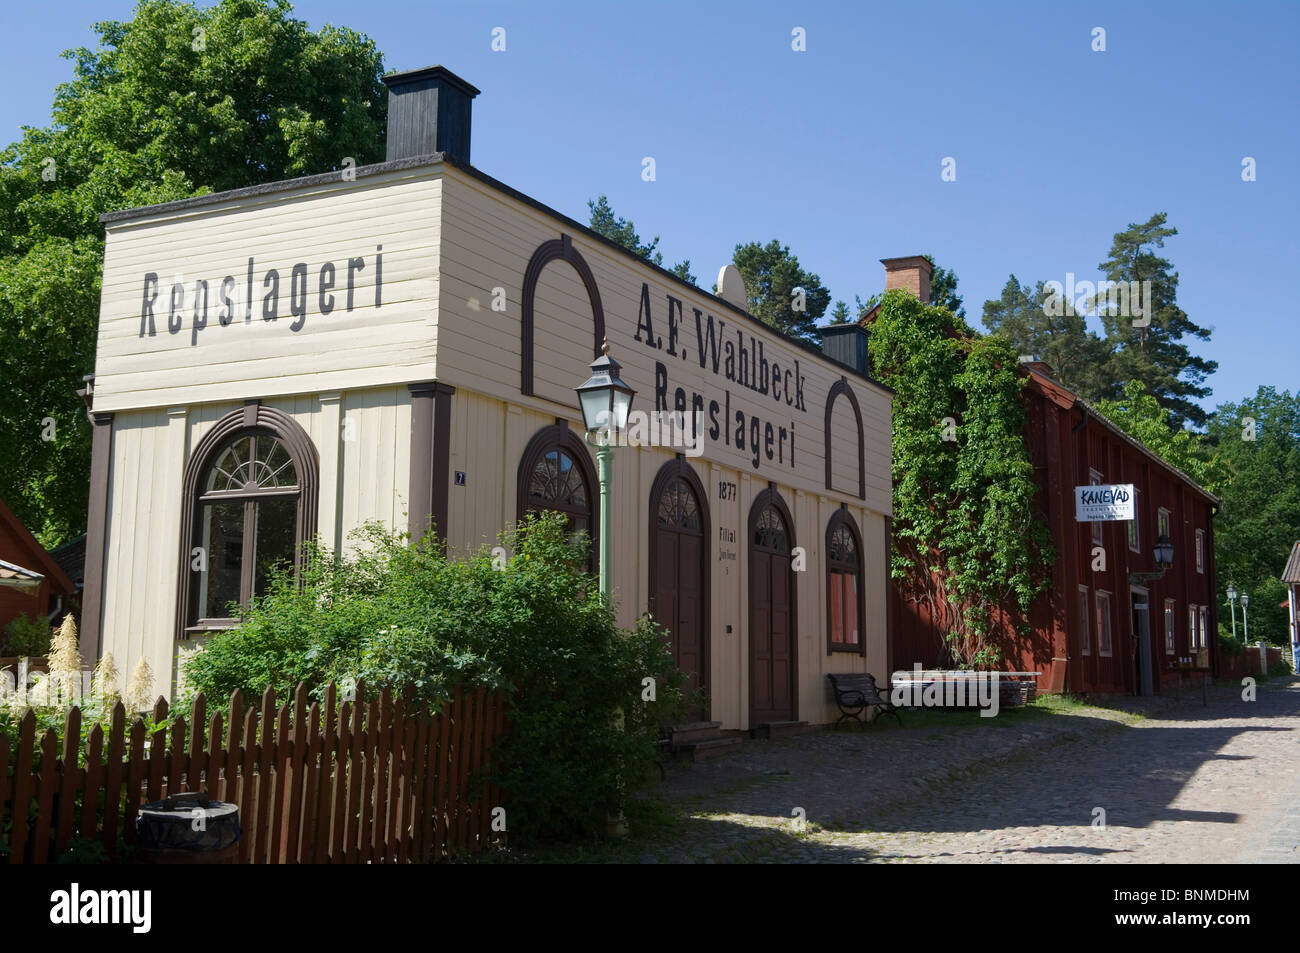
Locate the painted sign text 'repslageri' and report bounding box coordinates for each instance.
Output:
[138,247,383,345]
[634,283,808,471]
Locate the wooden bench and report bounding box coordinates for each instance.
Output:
[826,673,901,728]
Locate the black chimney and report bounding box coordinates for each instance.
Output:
[820,324,870,376]
[382,65,480,164]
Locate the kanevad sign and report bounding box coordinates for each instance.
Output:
[1074,483,1135,522]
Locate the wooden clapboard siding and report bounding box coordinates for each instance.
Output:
[338,387,412,538]
[0,683,504,864]
[433,167,893,518]
[827,395,861,497]
[94,170,443,413]
[99,408,184,698]
[97,387,411,698]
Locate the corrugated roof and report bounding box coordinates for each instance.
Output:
[1283,541,1300,584]
[0,558,44,593]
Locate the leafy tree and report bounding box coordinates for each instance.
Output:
[1096,213,1216,429]
[587,195,661,262]
[669,260,697,285]
[868,289,1054,666]
[828,300,851,325]
[587,194,695,284]
[1205,387,1300,645]
[0,0,388,545]
[927,255,965,320]
[982,275,1112,401]
[1094,380,1230,495]
[731,239,829,344]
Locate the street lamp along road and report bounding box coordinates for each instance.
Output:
[575,338,636,602]
[575,338,636,839]
[1227,584,1239,642]
[1241,591,1250,645]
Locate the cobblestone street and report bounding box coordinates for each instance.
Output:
[622,680,1300,864]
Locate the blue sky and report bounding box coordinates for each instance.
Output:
[4,0,1296,415]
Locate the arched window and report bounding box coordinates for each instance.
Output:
[517,422,598,568]
[177,404,318,637]
[827,507,865,656]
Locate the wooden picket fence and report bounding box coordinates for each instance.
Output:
[0,681,507,864]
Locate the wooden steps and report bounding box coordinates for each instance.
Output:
[666,721,743,762]
[750,720,812,740]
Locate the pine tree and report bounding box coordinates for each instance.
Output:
[1095,213,1216,429]
[731,240,829,344]
[982,275,1112,399]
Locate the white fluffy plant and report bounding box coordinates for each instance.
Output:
[92,652,121,711]
[46,614,83,708]
[124,656,155,713]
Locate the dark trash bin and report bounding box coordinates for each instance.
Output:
[136,791,240,864]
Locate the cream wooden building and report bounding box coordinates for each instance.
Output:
[82,66,895,731]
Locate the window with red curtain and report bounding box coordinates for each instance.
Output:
[827,510,863,652]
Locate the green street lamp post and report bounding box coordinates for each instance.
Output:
[1241,592,1250,645]
[576,339,635,601]
[576,339,636,839]
[1227,584,1239,642]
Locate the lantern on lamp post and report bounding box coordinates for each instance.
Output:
[1129,534,1175,586]
[575,339,635,601]
[1241,591,1250,645]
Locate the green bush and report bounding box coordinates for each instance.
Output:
[1218,633,1243,657]
[1268,656,1294,678]
[2,613,52,657]
[181,511,687,842]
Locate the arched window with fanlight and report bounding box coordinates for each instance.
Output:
[517,422,598,569]
[826,507,865,656]
[176,404,318,637]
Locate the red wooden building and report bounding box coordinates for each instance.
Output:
[879,259,1220,695]
[0,498,77,638]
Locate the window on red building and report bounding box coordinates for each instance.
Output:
[1089,469,1104,546]
[1128,488,1141,553]
[1078,585,1091,655]
[1096,591,1113,656]
[1164,599,1175,654]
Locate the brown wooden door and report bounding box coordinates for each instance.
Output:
[649,465,709,721]
[749,495,796,724]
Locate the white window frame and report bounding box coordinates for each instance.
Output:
[1198,605,1209,653]
[1195,529,1205,574]
[1188,605,1198,650]
[1089,469,1104,546]
[1096,590,1113,657]
[1164,599,1175,654]
[1078,585,1091,655]
[1128,487,1141,553]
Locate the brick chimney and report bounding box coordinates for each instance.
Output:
[382,65,480,164]
[881,255,933,305]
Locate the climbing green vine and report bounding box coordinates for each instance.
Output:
[868,289,1055,667]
